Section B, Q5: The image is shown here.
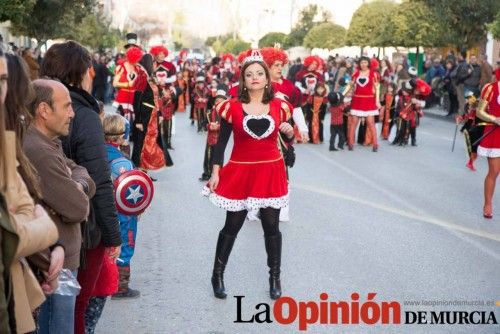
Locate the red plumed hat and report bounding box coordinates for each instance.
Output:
[415,78,432,97]
[304,55,320,68]
[260,47,289,68]
[126,47,144,64]
[237,50,249,65]
[149,45,169,57]
[221,53,235,63]
[370,57,380,70]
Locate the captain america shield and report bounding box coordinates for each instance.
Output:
[113,170,154,215]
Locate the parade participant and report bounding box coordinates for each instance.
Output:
[456,91,482,171]
[380,82,397,140]
[306,82,328,144]
[294,55,324,107]
[260,46,309,143]
[192,75,210,132]
[328,90,347,151]
[344,56,381,152]
[112,47,144,126]
[220,53,237,84]
[40,41,122,334]
[24,79,96,334]
[199,89,227,181]
[150,45,177,149]
[131,54,171,170]
[202,50,294,300]
[392,81,424,146]
[476,71,500,218]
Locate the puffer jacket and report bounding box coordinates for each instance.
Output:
[60,86,121,249]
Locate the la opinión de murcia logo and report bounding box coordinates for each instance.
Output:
[234,293,498,331]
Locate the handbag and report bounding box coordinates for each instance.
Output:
[278,133,296,168]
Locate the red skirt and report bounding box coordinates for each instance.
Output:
[202,158,289,211]
[350,95,379,117]
[478,125,500,158]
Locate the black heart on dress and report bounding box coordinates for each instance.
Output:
[358,77,367,85]
[247,118,271,137]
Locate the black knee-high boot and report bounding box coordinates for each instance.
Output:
[265,232,282,300]
[211,232,236,299]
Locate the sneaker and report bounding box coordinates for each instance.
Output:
[112,288,140,300]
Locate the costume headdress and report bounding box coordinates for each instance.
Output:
[126,47,144,64]
[260,46,289,68]
[243,49,264,64]
[149,45,169,57]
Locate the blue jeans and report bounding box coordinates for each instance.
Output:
[38,270,78,334]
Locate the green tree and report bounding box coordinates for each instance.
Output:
[0,0,36,22]
[205,33,233,47]
[223,38,251,55]
[491,11,500,39]
[414,0,500,50]
[65,10,122,50]
[390,1,442,47]
[390,1,443,69]
[258,32,288,48]
[288,4,332,47]
[346,0,398,49]
[303,22,346,49]
[8,0,96,50]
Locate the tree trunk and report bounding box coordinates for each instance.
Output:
[377,47,381,58]
[360,46,364,57]
[415,46,420,73]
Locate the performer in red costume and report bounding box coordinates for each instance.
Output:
[150,45,177,150]
[476,70,500,218]
[294,55,324,106]
[113,47,145,125]
[344,56,381,152]
[260,46,309,143]
[202,50,294,300]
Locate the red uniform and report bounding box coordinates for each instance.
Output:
[202,98,292,211]
[478,83,500,157]
[350,70,380,117]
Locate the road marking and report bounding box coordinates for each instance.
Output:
[292,182,500,245]
[302,146,424,213]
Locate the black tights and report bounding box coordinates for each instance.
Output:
[221,208,280,237]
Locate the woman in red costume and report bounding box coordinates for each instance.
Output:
[202,50,294,300]
[113,47,144,125]
[260,46,309,143]
[476,70,500,218]
[345,56,381,152]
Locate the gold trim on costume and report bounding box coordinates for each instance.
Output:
[229,157,283,164]
[280,101,291,121]
[476,84,495,123]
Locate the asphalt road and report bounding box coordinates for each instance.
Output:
[98,106,500,334]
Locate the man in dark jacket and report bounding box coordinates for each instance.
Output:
[41,40,121,334]
[463,55,481,97]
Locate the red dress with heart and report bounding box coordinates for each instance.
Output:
[202,98,292,211]
[478,82,500,157]
[350,70,380,117]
